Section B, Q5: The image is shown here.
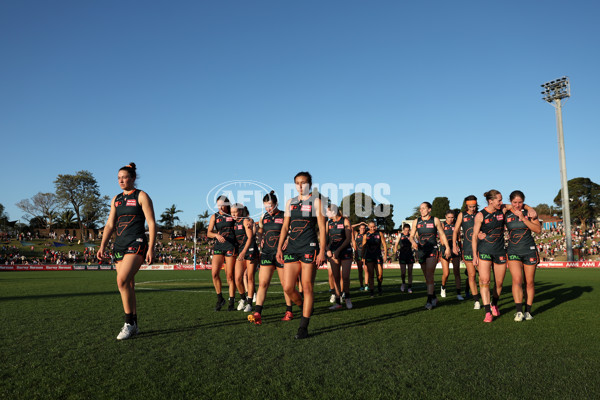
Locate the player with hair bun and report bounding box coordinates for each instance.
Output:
[98,162,157,340]
[410,202,451,310]
[232,203,259,312]
[207,195,239,311]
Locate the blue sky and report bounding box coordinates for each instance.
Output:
[1,1,599,226]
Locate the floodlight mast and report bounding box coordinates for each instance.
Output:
[541,76,573,261]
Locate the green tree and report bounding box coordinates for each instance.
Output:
[160,204,183,229]
[56,210,77,229]
[54,170,105,238]
[431,197,450,219]
[340,192,376,225]
[16,192,59,228]
[554,177,600,222]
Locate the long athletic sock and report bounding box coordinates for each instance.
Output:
[124,313,134,325]
[516,303,523,313]
[473,294,480,302]
[241,293,247,301]
[228,297,235,306]
[456,289,462,295]
[427,294,433,303]
[335,296,341,305]
[299,316,310,329]
[133,314,138,325]
[526,304,532,313]
[491,296,498,306]
[484,304,491,313]
[217,292,224,301]
[255,305,263,315]
[286,305,293,313]
[442,285,446,290]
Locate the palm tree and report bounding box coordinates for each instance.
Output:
[56,210,77,228]
[160,204,183,229]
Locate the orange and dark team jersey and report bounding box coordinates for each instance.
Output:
[478,208,505,255]
[261,210,284,255]
[285,195,318,254]
[442,222,455,253]
[213,212,237,253]
[460,213,476,256]
[114,189,146,248]
[416,216,438,255]
[327,217,349,252]
[506,209,537,254]
[234,217,258,252]
[364,231,382,258]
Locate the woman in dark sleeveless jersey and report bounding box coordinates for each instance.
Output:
[276,172,327,339]
[248,191,293,325]
[352,223,368,291]
[472,190,507,322]
[361,221,388,298]
[326,203,354,310]
[439,210,463,300]
[505,190,541,321]
[393,224,414,293]
[207,195,238,311]
[453,195,481,309]
[232,204,259,312]
[97,163,156,340]
[410,202,451,310]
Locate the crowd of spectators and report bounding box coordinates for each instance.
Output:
[3,224,600,264]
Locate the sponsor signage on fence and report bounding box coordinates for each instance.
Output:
[3,261,598,271]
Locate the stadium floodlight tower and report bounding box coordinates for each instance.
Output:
[541,76,573,261]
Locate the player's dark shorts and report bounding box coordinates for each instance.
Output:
[508,251,539,266]
[242,246,259,261]
[417,246,438,264]
[478,252,507,265]
[354,251,364,262]
[214,249,237,257]
[114,239,148,262]
[440,245,460,261]
[284,251,316,264]
[260,253,283,268]
[364,252,382,263]
[462,253,474,262]
[330,247,353,261]
[398,252,415,264]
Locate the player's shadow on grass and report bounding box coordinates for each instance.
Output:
[523,281,592,316]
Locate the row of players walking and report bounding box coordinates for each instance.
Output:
[97,163,541,340]
[208,172,542,339]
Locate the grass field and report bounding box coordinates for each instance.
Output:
[1,268,599,399]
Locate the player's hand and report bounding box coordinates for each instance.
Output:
[96,248,104,261]
[477,231,486,240]
[146,248,154,265]
[276,249,284,265]
[316,251,326,266]
[216,234,226,243]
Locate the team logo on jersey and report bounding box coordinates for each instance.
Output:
[263,219,269,224]
[115,201,122,207]
[507,217,515,222]
[464,217,471,221]
[426,223,434,228]
[136,238,143,242]
[126,199,137,207]
[275,218,283,224]
[496,215,504,221]
[444,226,452,230]
[484,218,492,224]
[337,224,344,229]
[226,217,233,222]
[529,257,536,262]
[499,256,505,261]
[291,205,298,210]
[301,205,312,212]
[375,235,380,239]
